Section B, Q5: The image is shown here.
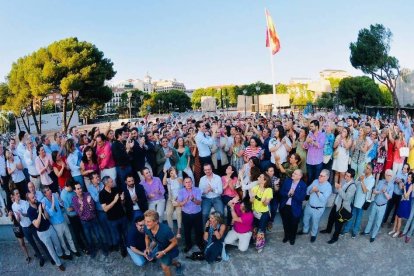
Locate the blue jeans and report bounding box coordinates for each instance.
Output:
[269,196,279,223]
[364,203,387,238]
[254,211,270,233]
[201,197,224,226]
[116,166,132,188]
[127,247,146,267]
[343,207,364,235]
[97,210,116,246]
[108,216,128,248]
[81,218,106,252]
[306,163,323,185]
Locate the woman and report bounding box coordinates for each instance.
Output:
[5,149,26,196]
[407,134,414,170]
[350,128,369,177]
[293,127,308,175]
[140,168,166,222]
[174,137,194,184]
[389,172,413,238]
[52,151,71,190]
[105,129,115,144]
[230,134,245,172]
[221,165,238,226]
[265,165,280,232]
[372,129,388,185]
[35,145,57,193]
[203,212,226,264]
[8,209,31,263]
[239,157,261,198]
[269,125,291,165]
[384,127,395,172]
[322,122,335,182]
[79,134,90,153]
[80,146,100,186]
[391,130,406,175]
[275,153,301,184]
[188,133,202,186]
[211,128,229,176]
[66,138,85,190]
[332,127,353,184]
[243,137,262,163]
[250,174,273,253]
[162,167,183,238]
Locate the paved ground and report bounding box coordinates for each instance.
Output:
[0,207,413,276]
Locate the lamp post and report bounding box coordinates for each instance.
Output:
[218,88,223,110]
[161,100,164,114]
[255,85,260,117]
[243,89,247,117]
[127,91,132,120]
[139,95,144,116]
[158,99,161,115]
[333,87,339,114]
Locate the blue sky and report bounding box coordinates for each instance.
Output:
[0,0,413,89]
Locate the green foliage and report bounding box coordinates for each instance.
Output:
[350,24,400,107]
[338,76,385,111]
[0,83,11,107]
[378,85,393,106]
[291,90,315,106]
[141,90,191,115]
[315,93,334,109]
[326,77,341,92]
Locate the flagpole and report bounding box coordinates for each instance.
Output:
[265,8,277,114]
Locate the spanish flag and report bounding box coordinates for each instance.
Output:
[265,9,280,55]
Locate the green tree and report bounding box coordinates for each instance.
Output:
[141,90,191,115]
[315,93,334,109]
[119,90,150,117]
[326,77,341,92]
[338,76,385,111]
[350,24,401,110]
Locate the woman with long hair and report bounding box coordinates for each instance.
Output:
[52,151,71,191]
[80,146,100,186]
[35,145,57,192]
[269,125,291,165]
[221,165,238,226]
[332,127,353,184]
[174,137,195,184]
[390,172,413,238]
[373,129,388,185]
[162,166,183,238]
[230,133,245,172]
[350,128,369,178]
[243,137,262,163]
[203,212,226,264]
[293,127,308,176]
[239,156,261,198]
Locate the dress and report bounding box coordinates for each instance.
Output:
[332,142,349,173]
[231,144,245,172]
[191,145,202,186]
[373,139,387,174]
[294,140,307,174]
[396,183,412,219]
[407,137,414,169]
[384,139,394,171]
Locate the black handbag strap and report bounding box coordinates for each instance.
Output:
[339,182,355,209]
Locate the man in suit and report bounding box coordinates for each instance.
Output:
[279,169,307,245]
[155,137,179,180]
[123,174,148,221]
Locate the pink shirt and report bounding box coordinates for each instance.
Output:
[96,141,115,170]
[221,176,238,197]
[234,203,253,234]
[393,140,404,164]
[35,154,53,185]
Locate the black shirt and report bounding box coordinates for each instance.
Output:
[99,187,125,220]
[126,224,146,250]
[112,140,131,167]
[27,203,50,232]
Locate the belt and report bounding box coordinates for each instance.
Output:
[375,202,387,207]
[30,175,40,178]
[310,205,323,210]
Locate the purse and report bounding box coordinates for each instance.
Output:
[400,147,409,157]
[336,183,355,223]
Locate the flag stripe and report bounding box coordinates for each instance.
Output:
[265,9,280,55]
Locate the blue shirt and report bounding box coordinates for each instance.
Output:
[393,172,407,196]
[195,131,213,157]
[42,194,65,225]
[87,182,104,211]
[60,189,77,217]
[323,133,335,156]
[398,120,412,144]
[307,180,332,208]
[126,224,146,250]
[374,180,394,206]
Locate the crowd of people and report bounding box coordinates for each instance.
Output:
[1,109,414,275]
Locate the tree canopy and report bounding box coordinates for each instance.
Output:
[141,90,191,115]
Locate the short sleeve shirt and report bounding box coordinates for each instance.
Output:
[144,223,178,255]
[99,187,125,220]
[27,203,50,232]
[126,224,146,251]
[251,186,273,213]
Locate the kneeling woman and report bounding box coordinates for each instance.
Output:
[250,174,273,253]
[203,212,226,264]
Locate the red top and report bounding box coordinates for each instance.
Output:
[53,157,71,189]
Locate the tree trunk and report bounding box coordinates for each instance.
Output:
[30,100,41,134]
[65,91,76,132]
[62,95,68,133]
[18,113,30,133]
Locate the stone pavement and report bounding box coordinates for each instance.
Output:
[0,207,413,276]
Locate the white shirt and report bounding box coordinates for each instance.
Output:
[12,200,32,227]
[0,154,6,177]
[67,151,81,177]
[7,156,25,183]
[24,148,39,176]
[269,137,291,164]
[353,174,375,209]
[16,142,27,168]
[195,131,213,157]
[127,186,139,211]
[199,174,223,199]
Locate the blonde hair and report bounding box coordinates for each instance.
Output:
[144,209,159,222]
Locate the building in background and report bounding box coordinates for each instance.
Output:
[396,70,414,106]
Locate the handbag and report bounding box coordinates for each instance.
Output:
[400,147,409,157]
[362,201,371,210]
[336,183,355,223]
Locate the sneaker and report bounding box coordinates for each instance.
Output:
[310,236,316,243]
[405,236,411,243]
[351,233,356,239]
[282,237,288,243]
[58,265,65,271]
[392,232,400,238]
[388,230,396,235]
[370,237,375,243]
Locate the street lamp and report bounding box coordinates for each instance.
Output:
[255,85,261,117]
[158,99,161,115]
[161,100,164,114]
[243,89,247,117]
[127,91,132,120]
[333,87,339,114]
[217,88,223,110]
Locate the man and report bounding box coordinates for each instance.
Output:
[26,192,65,271]
[177,177,203,253]
[144,131,158,174]
[199,163,224,226]
[28,181,44,202]
[279,169,307,245]
[42,187,79,258]
[23,139,41,191]
[16,131,30,182]
[382,163,409,226]
[123,174,148,221]
[12,189,49,267]
[41,135,53,155]
[155,137,179,179]
[144,210,182,276]
[86,172,115,251]
[112,128,134,188]
[303,120,326,185]
[195,121,217,167]
[131,132,148,178]
[60,180,87,253]
[68,126,79,145]
[300,169,332,242]
[343,163,375,238]
[259,128,272,171]
[0,146,12,210]
[327,169,357,244]
[99,176,128,257]
[96,134,117,184]
[72,182,108,257]
[362,169,394,242]
[126,215,147,267]
[211,128,229,176]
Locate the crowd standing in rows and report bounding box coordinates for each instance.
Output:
[1,109,414,275]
